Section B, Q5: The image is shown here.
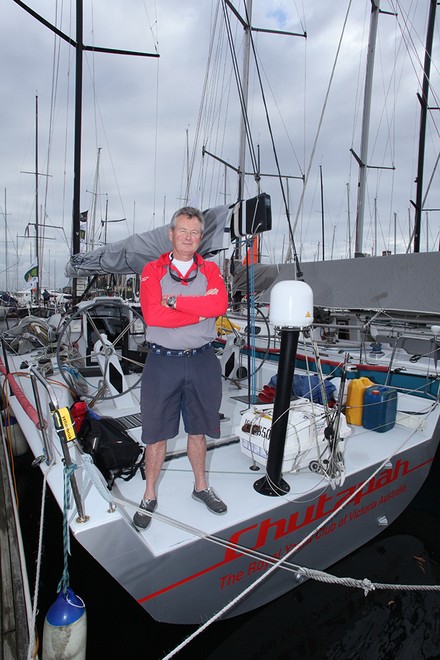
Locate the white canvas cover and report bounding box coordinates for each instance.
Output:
[240,252,440,316]
[65,205,232,277]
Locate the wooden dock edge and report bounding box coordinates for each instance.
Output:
[0,423,32,659]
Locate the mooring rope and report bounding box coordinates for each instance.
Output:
[160,412,438,659]
[27,464,55,660]
[57,463,77,595]
[293,565,439,595]
[162,566,439,660]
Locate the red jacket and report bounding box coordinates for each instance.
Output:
[140,252,228,348]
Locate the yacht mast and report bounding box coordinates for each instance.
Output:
[237,0,252,202]
[353,0,380,258]
[89,147,102,251]
[412,0,437,252]
[4,189,8,292]
[71,0,84,303]
[35,94,40,301]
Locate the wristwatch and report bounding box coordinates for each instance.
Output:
[167,295,176,308]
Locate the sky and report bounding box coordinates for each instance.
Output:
[0,0,439,292]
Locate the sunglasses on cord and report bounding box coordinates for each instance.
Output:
[168,254,199,284]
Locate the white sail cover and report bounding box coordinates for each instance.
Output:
[235,252,440,316]
[65,205,232,277]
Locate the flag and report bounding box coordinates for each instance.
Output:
[80,210,88,223]
[24,261,38,289]
[242,235,259,265]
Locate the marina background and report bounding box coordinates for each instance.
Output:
[2,2,439,656]
[1,1,439,293]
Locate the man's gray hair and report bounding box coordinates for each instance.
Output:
[170,207,204,233]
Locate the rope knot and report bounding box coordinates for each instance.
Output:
[362,578,375,596]
[64,463,78,478]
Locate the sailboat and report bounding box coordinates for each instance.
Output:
[1,277,440,625]
[215,0,440,398]
[1,0,440,633]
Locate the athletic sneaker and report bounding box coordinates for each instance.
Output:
[192,487,227,514]
[133,498,157,529]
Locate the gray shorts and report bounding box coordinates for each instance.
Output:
[140,347,222,444]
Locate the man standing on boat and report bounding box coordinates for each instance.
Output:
[134,206,228,529]
[42,288,50,308]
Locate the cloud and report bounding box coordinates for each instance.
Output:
[0,0,438,292]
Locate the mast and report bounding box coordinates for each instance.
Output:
[89,147,102,251]
[35,94,40,301]
[346,182,352,259]
[104,196,109,245]
[71,0,84,303]
[412,0,437,253]
[238,0,252,202]
[374,196,377,256]
[351,1,396,257]
[4,189,7,292]
[13,0,159,302]
[320,165,325,260]
[353,0,380,258]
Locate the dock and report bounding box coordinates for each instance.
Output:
[0,426,31,659]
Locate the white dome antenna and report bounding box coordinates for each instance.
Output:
[269,280,314,328]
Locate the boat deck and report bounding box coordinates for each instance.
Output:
[0,429,31,659]
[64,386,438,549]
[1,335,439,623]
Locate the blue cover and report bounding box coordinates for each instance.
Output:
[268,374,336,404]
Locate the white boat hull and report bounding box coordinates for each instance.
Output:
[1,300,439,623]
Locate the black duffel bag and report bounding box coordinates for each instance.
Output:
[77,413,145,490]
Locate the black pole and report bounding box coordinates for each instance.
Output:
[71,0,83,304]
[320,164,325,261]
[35,95,40,303]
[254,328,299,496]
[413,0,436,253]
[246,240,251,403]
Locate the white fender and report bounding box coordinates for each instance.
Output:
[2,412,28,456]
[42,588,87,660]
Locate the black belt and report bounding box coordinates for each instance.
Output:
[148,342,212,357]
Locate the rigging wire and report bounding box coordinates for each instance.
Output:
[390,0,440,252]
[292,0,354,241]
[40,1,64,285]
[221,0,259,177]
[219,0,307,277]
[184,4,235,208]
[149,0,160,227]
[390,1,440,132]
[185,2,222,204]
[243,3,297,260]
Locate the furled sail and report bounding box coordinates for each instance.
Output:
[235,252,440,316]
[65,204,232,277]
